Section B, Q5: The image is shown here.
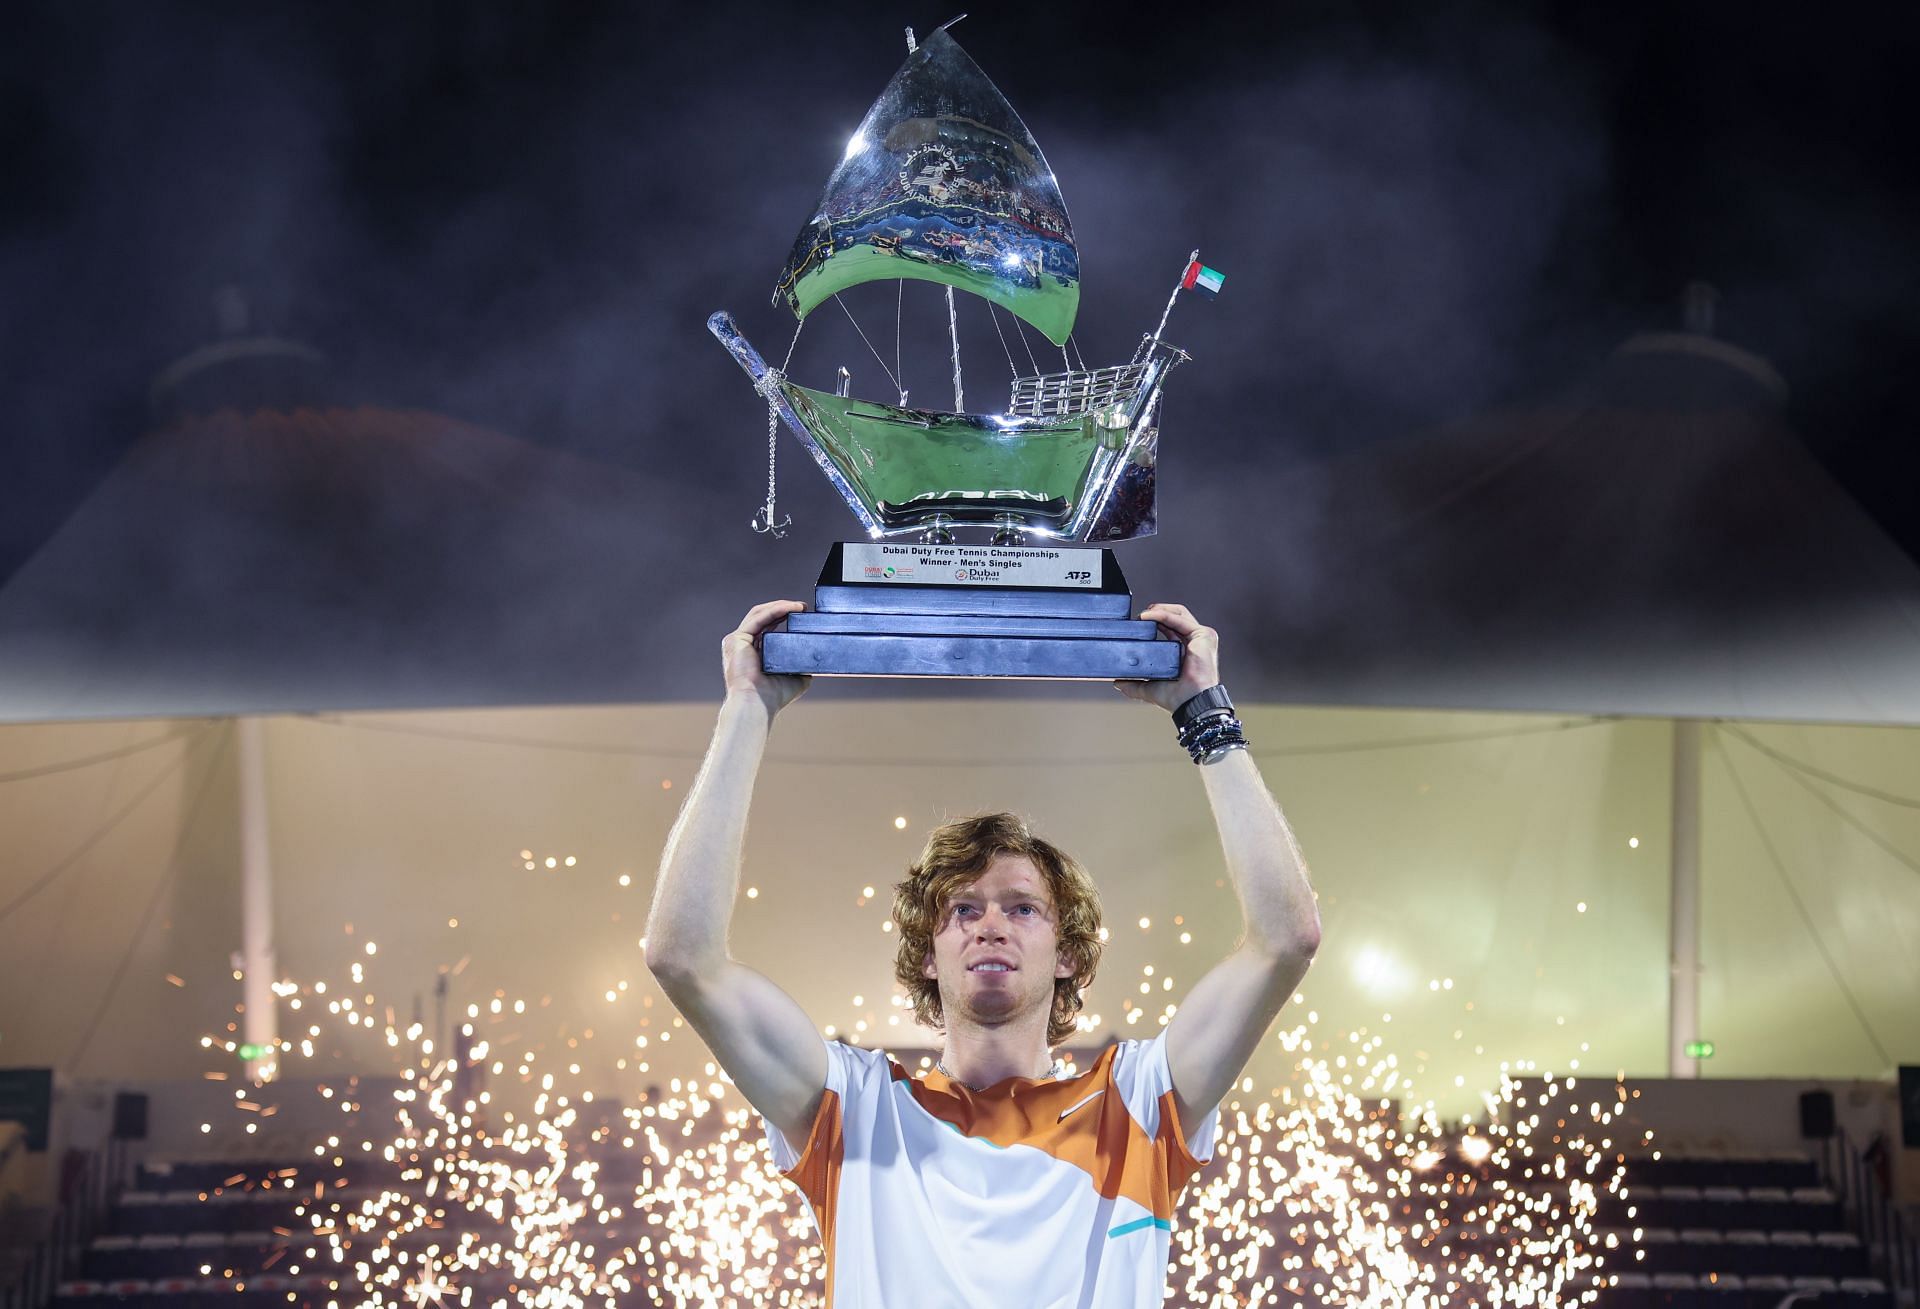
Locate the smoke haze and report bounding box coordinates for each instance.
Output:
[2,1,1917,718]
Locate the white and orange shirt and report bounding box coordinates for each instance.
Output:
[765,1032,1219,1308]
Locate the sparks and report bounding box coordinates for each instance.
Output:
[191,961,1630,1309]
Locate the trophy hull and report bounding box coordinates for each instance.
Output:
[707,312,1168,542]
[782,383,1114,532]
[760,543,1180,681]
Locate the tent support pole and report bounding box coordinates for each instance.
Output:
[238,717,279,1084]
[1668,718,1702,1079]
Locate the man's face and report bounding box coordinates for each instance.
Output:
[922,853,1076,1033]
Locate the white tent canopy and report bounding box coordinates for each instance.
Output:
[3,701,1914,1119]
[3,329,1917,1137]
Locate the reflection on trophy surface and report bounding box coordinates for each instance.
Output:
[710,22,1225,679]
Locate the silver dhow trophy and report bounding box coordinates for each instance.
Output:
[710,22,1223,679]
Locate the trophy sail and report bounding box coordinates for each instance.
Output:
[773,28,1080,348]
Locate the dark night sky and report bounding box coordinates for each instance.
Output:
[1,0,1918,718]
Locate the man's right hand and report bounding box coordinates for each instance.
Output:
[724,600,811,715]
[656,598,828,1143]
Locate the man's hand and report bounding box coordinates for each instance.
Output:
[724,600,811,716]
[1114,602,1220,712]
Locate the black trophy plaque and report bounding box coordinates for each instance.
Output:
[761,543,1180,680]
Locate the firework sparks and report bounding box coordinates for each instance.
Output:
[198,955,1633,1309]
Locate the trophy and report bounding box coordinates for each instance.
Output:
[710,22,1221,679]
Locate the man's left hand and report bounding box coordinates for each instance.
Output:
[1114,602,1220,712]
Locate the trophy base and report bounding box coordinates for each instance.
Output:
[762,543,1180,681]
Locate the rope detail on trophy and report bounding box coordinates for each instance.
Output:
[833,294,907,405]
[946,284,964,412]
[751,372,789,537]
[750,321,806,538]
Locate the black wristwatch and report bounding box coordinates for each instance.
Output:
[1172,685,1234,731]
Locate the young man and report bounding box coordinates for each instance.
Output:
[646,600,1320,1307]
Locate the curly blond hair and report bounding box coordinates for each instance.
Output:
[892,813,1104,1048]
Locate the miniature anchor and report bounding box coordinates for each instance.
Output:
[751,500,791,538]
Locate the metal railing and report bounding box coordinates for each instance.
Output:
[1,1141,122,1309]
[1824,1125,1919,1305]
[1008,361,1148,419]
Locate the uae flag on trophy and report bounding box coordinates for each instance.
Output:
[1181,258,1225,298]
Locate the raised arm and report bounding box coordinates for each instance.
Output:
[645,601,827,1143]
[1117,604,1321,1132]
